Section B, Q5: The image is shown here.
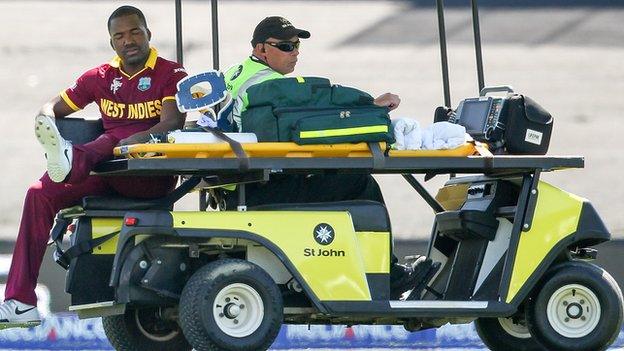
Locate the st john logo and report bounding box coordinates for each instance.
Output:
[313,223,334,245]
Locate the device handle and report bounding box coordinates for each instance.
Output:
[480,85,514,96]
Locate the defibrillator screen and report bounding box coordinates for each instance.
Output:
[458,99,491,134]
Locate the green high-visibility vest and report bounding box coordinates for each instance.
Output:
[224,56,283,129]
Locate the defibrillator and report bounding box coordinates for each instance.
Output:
[451,86,553,155]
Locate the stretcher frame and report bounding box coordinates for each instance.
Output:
[95,141,584,177]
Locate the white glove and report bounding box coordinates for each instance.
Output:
[196,109,218,128]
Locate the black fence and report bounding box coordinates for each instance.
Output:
[407,0,624,7]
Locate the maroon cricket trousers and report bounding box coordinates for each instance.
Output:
[4,134,175,306]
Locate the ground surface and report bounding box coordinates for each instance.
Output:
[1,1,623,239]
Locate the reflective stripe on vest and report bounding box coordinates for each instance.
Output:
[224,57,283,129]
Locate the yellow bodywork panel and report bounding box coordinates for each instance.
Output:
[91,218,122,255]
[506,181,585,302]
[172,211,375,301]
[355,232,390,274]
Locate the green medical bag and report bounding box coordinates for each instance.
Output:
[241,77,394,144]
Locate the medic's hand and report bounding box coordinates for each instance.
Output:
[374,93,401,111]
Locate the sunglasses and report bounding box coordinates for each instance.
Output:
[264,40,300,52]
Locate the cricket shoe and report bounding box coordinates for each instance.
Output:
[35,114,72,182]
[0,299,41,329]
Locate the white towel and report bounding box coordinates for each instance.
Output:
[425,122,466,150]
[392,118,422,150]
[393,119,466,150]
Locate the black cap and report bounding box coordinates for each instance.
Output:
[251,16,311,46]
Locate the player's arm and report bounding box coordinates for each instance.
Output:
[39,67,97,120]
[118,99,186,146]
[37,96,78,119]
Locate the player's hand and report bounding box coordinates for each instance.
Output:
[36,102,56,120]
[118,134,148,146]
[374,93,401,111]
[117,137,133,146]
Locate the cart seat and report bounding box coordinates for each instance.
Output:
[80,177,202,211]
[250,200,391,232]
[81,196,172,211]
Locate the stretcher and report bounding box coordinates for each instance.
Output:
[94,141,583,177]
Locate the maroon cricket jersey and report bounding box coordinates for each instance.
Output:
[61,48,187,140]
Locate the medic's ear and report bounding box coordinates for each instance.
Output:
[109,38,114,50]
[147,28,152,41]
[253,43,265,53]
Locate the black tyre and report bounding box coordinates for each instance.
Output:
[475,314,545,351]
[179,258,283,351]
[526,261,623,351]
[102,306,191,351]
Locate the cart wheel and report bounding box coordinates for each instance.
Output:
[526,261,623,351]
[102,306,191,351]
[475,315,545,351]
[179,258,283,351]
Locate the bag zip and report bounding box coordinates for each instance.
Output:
[291,109,389,130]
[274,105,386,115]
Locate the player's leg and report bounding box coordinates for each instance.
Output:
[1,174,110,327]
[35,115,118,184]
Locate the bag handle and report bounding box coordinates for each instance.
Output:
[480,85,514,97]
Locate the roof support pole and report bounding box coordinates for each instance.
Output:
[211,0,220,70]
[175,0,183,65]
[471,0,485,92]
[435,0,451,107]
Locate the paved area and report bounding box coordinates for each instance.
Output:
[1,1,623,239]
